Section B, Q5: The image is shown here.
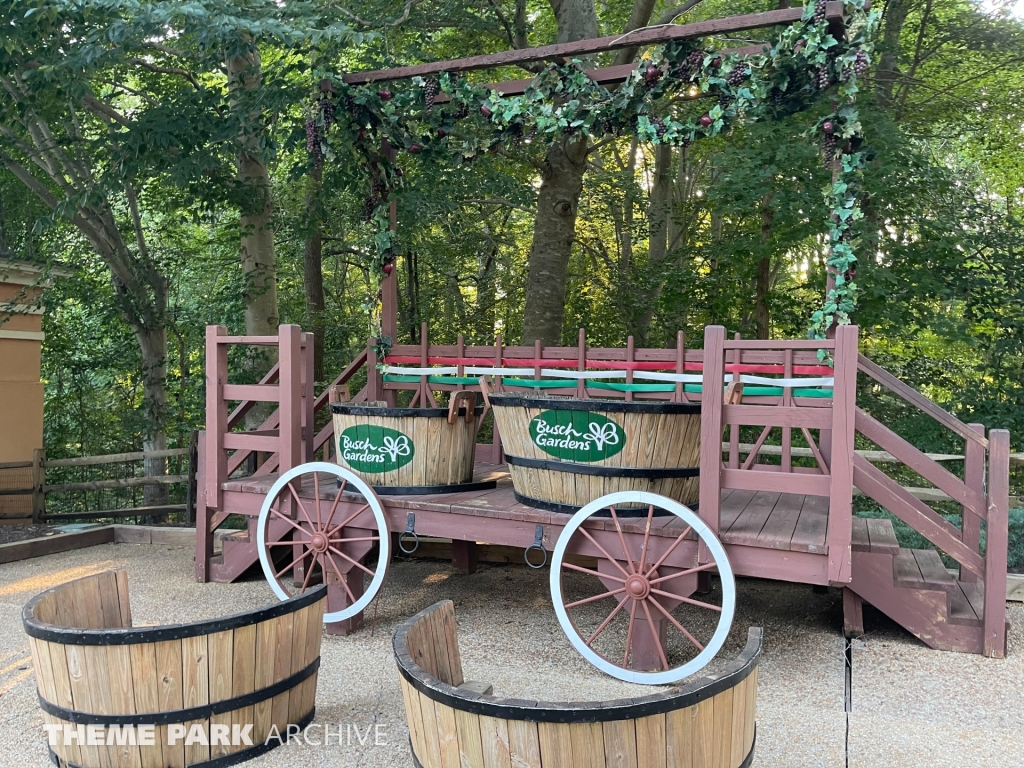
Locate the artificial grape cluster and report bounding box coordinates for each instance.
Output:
[453,102,469,120]
[320,97,336,129]
[305,119,322,168]
[814,0,827,24]
[650,116,667,138]
[818,64,831,89]
[854,50,869,75]
[726,65,749,87]
[424,79,440,110]
[821,132,837,168]
[363,196,376,222]
[674,50,706,82]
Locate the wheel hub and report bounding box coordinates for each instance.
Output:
[310,532,329,553]
[625,574,651,600]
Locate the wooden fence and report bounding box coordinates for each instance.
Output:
[0,437,198,525]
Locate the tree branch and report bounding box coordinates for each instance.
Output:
[337,0,427,28]
[128,58,202,90]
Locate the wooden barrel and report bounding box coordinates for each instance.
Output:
[23,569,325,768]
[394,600,760,768]
[332,397,494,494]
[489,395,701,513]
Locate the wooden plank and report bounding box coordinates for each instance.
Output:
[913,549,956,592]
[479,715,513,768]
[0,526,115,565]
[755,492,805,551]
[665,706,694,768]
[508,720,543,768]
[723,404,832,429]
[154,640,185,768]
[181,634,210,765]
[602,719,638,768]
[698,326,726,544]
[893,550,924,588]
[44,474,188,494]
[692,697,715,768]
[865,517,899,555]
[253,619,276,746]
[435,698,461,768]
[222,384,280,402]
[222,433,279,452]
[417,690,444,768]
[231,623,257,757]
[454,708,486,768]
[711,688,734,768]
[789,495,829,554]
[44,448,190,467]
[270,612,294,730]
[721,468,831,497]
[128,642,163,768]
[723,492,779,546]
[539,722,575,766]
[851,517,870,552]
[730,677,748,766]
[984,429,1010,657]
[107,642,142,768]
[569,722,605,768]
[208,630,234,758]
[341,4,839,83]
[636,714,667,768]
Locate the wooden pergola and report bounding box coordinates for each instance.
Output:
[330,1,850,345]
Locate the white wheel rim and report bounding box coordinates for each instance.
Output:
[550,490,735,685]
[257,461,390,624]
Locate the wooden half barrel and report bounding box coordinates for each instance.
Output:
[23,569,325,768]
[489,395,701,513]
[394,600,760,768]
[332,398,495,494]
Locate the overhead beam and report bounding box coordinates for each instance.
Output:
[342,3,845,85]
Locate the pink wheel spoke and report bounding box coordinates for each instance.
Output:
[564,587,626,609]
[323,552,357,603]
[644,527,692,578]
[322,480,347,534]
[608,506,637,574]
[639,598,670,672]
[270,507,308,537]
[622,598,639,668]
[327,544,376,577]
[313,472,322,527]
[561,561,626,583]
[330,535,380,544]
[637,504,655,575]
[648,595,705,651]
[300,552,318,593]
[649,588,723,612]
[287,483,316,526]
[327,504,370,539]
[648,562,717,586]
[585,595,629,647]
[274,548,309,580]
[266,538,312,546]
[578,527,631,579]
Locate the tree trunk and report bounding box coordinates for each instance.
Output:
[303,167,325,382]
[137,324,169,507]
[521,0,600,345]
[635,143,674,344]
[755,193,774,339]
[876,0,908,108]
[228,47,279,338]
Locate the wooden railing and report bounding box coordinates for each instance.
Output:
[854,353,1010,657]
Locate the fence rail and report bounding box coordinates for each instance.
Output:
[0,440,197,524]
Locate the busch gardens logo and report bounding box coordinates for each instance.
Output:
[529,410,626,462]
[339,425,414,473]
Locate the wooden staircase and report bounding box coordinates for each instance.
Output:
[846,517,990,654]
[209,515,293,583]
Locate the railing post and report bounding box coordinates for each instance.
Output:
[204,326,228,519]
[194,431,212,583]
[278,325,304,474]
[367,338,381,402]
[983,429,1010,658]
[827,324,858,584]
[31,448,46,524]
[961,422,986,584]
[302,333,315,462]
[698,325,726,561]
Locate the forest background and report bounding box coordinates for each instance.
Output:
[0,0,1022,485]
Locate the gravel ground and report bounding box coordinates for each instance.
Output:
[0,543,1020,767]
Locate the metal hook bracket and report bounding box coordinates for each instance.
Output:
[398,512,420,554]
[524,524,547,569]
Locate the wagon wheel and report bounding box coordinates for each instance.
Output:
[550,491,735,685]
[257,462,390,624]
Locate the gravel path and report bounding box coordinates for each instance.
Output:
[0,543,1020,767]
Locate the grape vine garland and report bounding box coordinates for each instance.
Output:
[307,0,878,348]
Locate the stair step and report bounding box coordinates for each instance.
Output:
[893,549,957,593]
[851,517,900,555]
[949,581,985,626]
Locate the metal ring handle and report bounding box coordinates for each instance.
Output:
[524,524,547,569]
[399,512,420,554]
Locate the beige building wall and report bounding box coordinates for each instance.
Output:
[0,265,47,466]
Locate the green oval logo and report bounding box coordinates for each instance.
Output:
[338,425,415,473]
[529,410,626,462]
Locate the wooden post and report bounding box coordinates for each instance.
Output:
[452,540,479,575]
[367,338,380,402]
[186,430,199,524]
[827,325,858,584]
[983,429,1010,658]
[278,325,303,474]
[31,448,45,524]
[194,432,213,583]
[577,328,586,399]
[625,336,635,402]
[961,423,986,584]
[675,331,687,403]
[698,326,726,562]
[492,333,504,463]
[782,350,793,472]
[728,334,741,468]
[204,326,228,521]
[302,332,316,462]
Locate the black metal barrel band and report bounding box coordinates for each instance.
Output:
[503,454,700,479]
[38,656,320,727]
